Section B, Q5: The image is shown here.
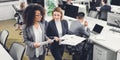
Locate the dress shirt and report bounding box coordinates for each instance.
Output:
[55,20,62,37]
[33,25,43,57]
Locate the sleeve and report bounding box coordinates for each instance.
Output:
[81,27,90,38]
[22,26,35,48]
[69,21,75,34]
[64,20,69,34]
[46,22,54,39]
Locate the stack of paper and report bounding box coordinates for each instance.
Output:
[60,35,86,46]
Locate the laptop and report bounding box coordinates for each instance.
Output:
[91,24,104,35]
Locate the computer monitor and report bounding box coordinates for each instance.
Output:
[107,12,120,28]
[0,0,18,2]
[64,4,78,18]
[111,0,120,6]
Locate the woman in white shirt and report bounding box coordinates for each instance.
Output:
[22,4,52,60]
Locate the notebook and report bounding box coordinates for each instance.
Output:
[91,24,104,35]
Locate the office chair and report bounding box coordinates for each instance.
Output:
[88,10,98,18]
[9,42,25,60]
[0,30,9,49]
[98,11,108,21]
[12,5,23,35]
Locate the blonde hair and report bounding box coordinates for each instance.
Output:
[52,7,63,20]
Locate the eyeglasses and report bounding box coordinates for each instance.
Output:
[35,15,42,17]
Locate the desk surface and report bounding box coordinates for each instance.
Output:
[64,16,120,52]
[111,5,120,14]
[86,17,120,52]
[0,44,13,60]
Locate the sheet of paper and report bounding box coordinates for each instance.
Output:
[60,35,86,46]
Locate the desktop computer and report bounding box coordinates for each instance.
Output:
[64,4,79,18]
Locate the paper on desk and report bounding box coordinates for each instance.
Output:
[60,35,86,46]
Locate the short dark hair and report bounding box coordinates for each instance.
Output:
[23,4,45,27]
[77,12,85,19]
[103,0,107,4]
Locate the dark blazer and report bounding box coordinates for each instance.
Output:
[100,5,111,12]
[46,20,68,48]
[22,21,48,57]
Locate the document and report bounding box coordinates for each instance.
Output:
[60,35,86,46]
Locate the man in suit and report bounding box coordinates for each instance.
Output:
[100,0,111,12]
[89,0,101,11]
[98,0,111,21]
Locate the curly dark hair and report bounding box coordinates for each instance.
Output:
[23,4,45,27]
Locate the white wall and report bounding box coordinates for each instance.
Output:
[0,1,19,21]
[0,0,28,21]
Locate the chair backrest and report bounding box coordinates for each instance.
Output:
[12,4,18,12]
[88,10,98,18]
[9,42,25,60]
[98,11,108,21]
[0,30,9,47]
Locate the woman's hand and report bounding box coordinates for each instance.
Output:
[47,39,54,43]
[54,36,60,42]
[34,42,40,48]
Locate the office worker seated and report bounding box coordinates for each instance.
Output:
[46,7,69,60]
[69,12,90,60]
[22,4,52,60]
[70,12,90,38]
[89,0,101,11]
[98,0,111,12]
[98,0,111,20]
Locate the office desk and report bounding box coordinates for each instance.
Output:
[117,50,120,60]
[111,5,120,14]
[86,17,120,52]
[46,16,120,52]
[63,16,120,60]
[86,17,120,60]
[0,44,13,60]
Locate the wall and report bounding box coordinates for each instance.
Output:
[0,1,19,21]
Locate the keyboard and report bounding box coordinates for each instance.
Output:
[109,28,120,33]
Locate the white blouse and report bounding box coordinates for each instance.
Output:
[55,20,62,37]
[33,25,43,57]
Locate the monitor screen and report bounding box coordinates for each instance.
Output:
[111,0,120,6]
[64,4,78,18]
[107,12,120,28]
[0,0,18,2]
[92,24,104,34]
